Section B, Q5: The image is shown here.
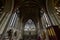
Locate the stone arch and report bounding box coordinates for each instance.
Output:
[6,29,13,40]
[24,19,37,26]
[22,19,38,40]
[23,19,37,34]
[19,1,41,9]
[24,19,36,28]
[14,31,17,37]
[7,29,13,36]
[14,0,41,9]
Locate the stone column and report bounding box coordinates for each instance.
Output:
[17,17,23,40]
[46,0,60,26]
[0,0,14,39]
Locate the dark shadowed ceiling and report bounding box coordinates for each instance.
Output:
[14,0,46,23]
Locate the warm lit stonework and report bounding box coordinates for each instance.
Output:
[0,0,60,40]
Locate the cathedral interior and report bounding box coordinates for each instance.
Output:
[0,0,60,40]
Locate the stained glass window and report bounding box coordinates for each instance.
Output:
[24,19,36,34]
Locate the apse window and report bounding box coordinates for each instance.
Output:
[24,19,36,34]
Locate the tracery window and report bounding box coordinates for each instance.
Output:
[8,12,18,27]
[24,19,36,35]
[8,8,20,28]
[40,9,51,28]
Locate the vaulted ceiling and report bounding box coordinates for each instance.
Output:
[14,0,46,23]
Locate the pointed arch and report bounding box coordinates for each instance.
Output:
[24,19,36,31]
